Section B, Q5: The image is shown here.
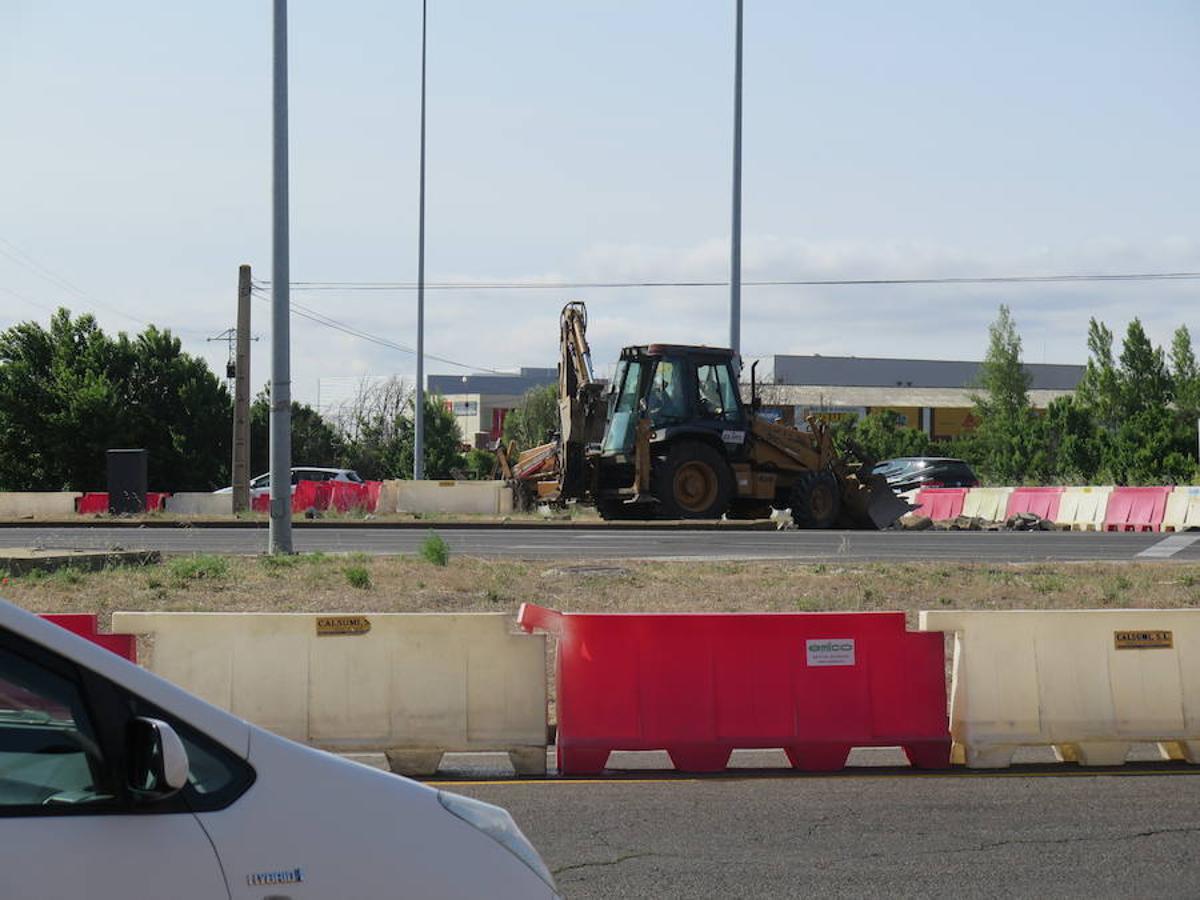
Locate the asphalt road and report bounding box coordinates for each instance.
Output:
[3,526,1200,563]
[444,763,1200,898]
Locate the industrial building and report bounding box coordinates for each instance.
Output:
[430,356,1085,446]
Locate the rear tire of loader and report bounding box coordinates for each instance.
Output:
[654,441,734,520]
[791,470,840,529]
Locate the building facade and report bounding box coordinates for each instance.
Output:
[428,367,557,448]
[748,354,1084,440]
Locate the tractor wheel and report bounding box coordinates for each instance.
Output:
[654,441,734,519]
[790,470,841,529]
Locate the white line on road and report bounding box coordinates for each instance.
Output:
[1135,533,1200,558]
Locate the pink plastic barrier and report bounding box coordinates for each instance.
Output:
[76,492,109,514]
[1104,486,1172,532]
[1005,487,1064,521]
[910,488,968,521]
[41,614,137,663]
[146,492,168,512]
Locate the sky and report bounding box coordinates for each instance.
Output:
[2,1,1198,409]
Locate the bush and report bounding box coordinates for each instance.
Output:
[420,531,450,567]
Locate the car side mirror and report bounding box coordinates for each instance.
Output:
[128,717,189,799]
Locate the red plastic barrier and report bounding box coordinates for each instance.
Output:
[328,481,369,512]
[292,479,322,512]
[40,614,137,663]
[1104,486,1172,532]
[366,480,383,512]
[909,487,968,521]
[76,492,166,514]
[1005,486,1064,521]
[519,604,950,775]
[76,492,109,514]
[251,492,269,513]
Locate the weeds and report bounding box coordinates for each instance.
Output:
[167,554,229,585]
[420,532,450,567]
[344,565,372,590]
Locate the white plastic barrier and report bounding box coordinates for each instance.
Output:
[396,480,514,516]
[919,609,1200,768]
[1162,486,1200,532]
[111,612,547,775]
[960,487,1013,522]
[0,492,82,518]
[164,493,234,516]
[375,480,401,514]
[1055,486,1114,531]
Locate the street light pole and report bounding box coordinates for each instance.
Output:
[729,0,743,357]
[413,0,428,480]
[269,0,293,553]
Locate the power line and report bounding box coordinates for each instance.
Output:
[255,270,1200,292]
[248,285,500,373]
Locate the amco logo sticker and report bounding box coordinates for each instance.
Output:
[806,638,856,667]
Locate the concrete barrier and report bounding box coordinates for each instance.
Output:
[919,609,1200,768]
[110,612,547,775]
[396,480,514,516]
[1055,486,1114,531]
[0,492,82,518]
[1162,486,1200,532]
[164,493,234,516]
[961,487,1013,522]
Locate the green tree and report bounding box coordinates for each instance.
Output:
[970,305,1039,483]
[0,309,231,491]
[838,410,930,462]
[1076,318,1121,431]
[500,384,558,455]
[249,387,344,478]
[1170,325,1200,424]
[1031,396,1102,484]
[385,395,467,479]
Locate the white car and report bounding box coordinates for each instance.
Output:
[0,599,558,899]
[214,467,364,498]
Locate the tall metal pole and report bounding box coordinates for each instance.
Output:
[269,0,293,553]
[413,0,427,480]
[729,0,743,356]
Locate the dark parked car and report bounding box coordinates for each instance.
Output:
[873,457,979,494]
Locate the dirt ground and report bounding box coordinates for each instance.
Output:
[3,551,1199,623]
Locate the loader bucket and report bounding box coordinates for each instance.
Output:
[862,473,914,529]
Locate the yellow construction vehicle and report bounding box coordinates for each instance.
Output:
[499,302,909,528]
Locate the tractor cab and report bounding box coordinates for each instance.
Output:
[599,344,747,458]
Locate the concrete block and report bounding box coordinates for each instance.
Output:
[164,493,234,516]
[396,480,514,516]
[0,492,82,518]
[919,609,1200,768]
[110,612,547,760]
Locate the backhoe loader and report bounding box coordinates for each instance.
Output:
[497,302,909,528]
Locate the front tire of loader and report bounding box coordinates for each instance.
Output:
[654,441,734,519]
[791,470,841,529]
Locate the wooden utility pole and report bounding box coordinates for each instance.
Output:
[232,264,252,513]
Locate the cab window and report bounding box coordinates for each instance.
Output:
[695,362,741,422]
[0,647,113,808]
[646,359,688,426]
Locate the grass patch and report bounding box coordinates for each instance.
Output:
[420,532,450,567]
[167,554,229,585]
[344,565,372,590]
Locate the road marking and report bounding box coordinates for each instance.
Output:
[1136,534,1200,558]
